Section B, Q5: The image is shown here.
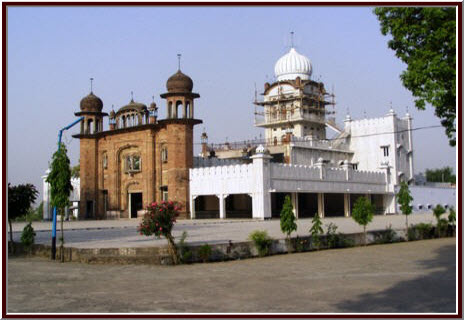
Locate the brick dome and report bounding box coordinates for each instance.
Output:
[80,92,103,112]
[166,70,193,93]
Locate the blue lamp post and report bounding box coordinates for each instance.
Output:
[50,116,84,260]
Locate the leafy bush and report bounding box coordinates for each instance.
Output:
[138,201,180,264]
[20,222,36,250]
[310,213,324,250]
[414,223,434,240]
[433,205,447,237]
[336,233,355,248]
[407,227,417,241]
[177,231,192,264]
[293,236,309,252]
[249,230,273,257]
[374,224,397,244]
[448,207,456,236]
[448,207,456,226]
[198,244,212,263]
[436,219,449,238]
[326,222,338,249]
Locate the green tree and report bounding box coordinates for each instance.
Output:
[425,167,456,183]
[448,206,456,227]
[71,163,80,179]
[46,144,73,262]
[280,195,297,239]
[352,197,374,246]
[397,181,413,240]
[309,213,323,250]
[432,204,447,237]
[374,7,456,146]
[8,183,38,245]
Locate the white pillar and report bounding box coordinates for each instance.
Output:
[251,147,273,220]
[42,170,51,220]
[190,195,196,219]
[344,193,350,217]
[405,113,414,182]
[318,193,325,218]
[291,192,298,219]
[219,194,227,219]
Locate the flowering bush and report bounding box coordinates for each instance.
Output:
[138,200,181,264]
[138,201,180,237]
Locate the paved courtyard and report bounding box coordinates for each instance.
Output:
[7,238,456,314]
[11,213,438,248]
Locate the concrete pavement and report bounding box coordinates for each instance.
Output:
[11,213,439,248]
[7,238,456,313]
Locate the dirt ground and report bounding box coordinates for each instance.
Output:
[7,238,456,314]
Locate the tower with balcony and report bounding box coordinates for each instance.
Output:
[254,46,334,144]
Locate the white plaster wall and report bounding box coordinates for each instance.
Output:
[270,163,387,194]
[348,114,398,183]
[266,84,297,98]
[408,186,456,212]
[190,164,255,196]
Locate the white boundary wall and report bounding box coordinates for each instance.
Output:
[408,186,456,212]
[189,151,393,219]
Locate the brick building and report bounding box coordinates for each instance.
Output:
[73,69,201,219]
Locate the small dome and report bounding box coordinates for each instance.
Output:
[117,99,147,114]
[109,109,115,118]
[149,102,157,110]
[80,92,103,112]
[166,70,193,93]
[274,48,312,81]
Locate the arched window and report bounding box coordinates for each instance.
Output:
[168,102,173,118]
[176,100,183,119]
[186,101,192,118]
[125,154,141,173]
[87,119,93,134]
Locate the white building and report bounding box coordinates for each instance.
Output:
[190,45,454,219]
[42,169,80,220]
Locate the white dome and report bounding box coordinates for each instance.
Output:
[274,48,312,81]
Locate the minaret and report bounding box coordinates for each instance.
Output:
[74,78,108,219]
[76,78,106,134]
[159,55,202,218]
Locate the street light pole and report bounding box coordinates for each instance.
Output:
[51,117,84,260]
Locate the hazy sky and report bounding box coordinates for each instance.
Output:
[7,6,456,202]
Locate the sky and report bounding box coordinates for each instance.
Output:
[7,6,457,203]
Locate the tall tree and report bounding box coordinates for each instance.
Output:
[309,212,323,250]
[280,195,297,239]
[352,196,374,246]
[374,7,456,146]
[425,166,456,183]
[397,181,413,240]
[7,183,38,243]
[46,143,73,262]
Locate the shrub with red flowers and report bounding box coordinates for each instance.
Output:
[138,200,181,264]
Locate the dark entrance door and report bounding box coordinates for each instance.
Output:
[130,193,143,218]
[86,201,94,219]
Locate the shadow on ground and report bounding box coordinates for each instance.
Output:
[335,243,456,313]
